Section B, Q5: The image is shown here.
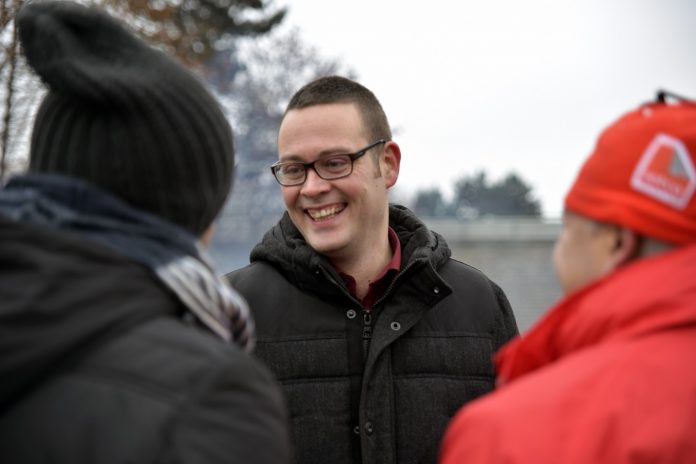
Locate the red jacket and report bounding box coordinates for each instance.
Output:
[440,244,696,464]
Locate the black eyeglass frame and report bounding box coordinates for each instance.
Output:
[270,139,387,186]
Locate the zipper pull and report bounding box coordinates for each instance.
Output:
[362,311,372,338]
[362,310,373,360]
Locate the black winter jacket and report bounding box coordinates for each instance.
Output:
[226,205,519,464]
[0,218,292,464]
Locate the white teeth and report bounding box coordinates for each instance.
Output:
[308,205,343,220]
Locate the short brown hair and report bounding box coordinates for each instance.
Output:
[284,75,392,142]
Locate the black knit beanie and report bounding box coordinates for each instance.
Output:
[17,1,234,235]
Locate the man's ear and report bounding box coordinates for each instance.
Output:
[199,224,216,247]
[381,141,401,188]
[607,227,641,269]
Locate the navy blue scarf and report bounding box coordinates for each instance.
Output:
[0,174,254,351]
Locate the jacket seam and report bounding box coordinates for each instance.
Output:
[278,376,352,385]
[396,333,494,339]
[392,373,493,381]
[68,366,184,406]
[155,356,233,463]
[256,334,345,343]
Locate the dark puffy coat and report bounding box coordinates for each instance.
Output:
[226,205,519,464]
[0,218,292,464]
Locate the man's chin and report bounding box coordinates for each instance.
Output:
[308,240,341,256]
[305,235,349,259]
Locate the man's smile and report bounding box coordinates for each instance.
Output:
[305,204,346,221]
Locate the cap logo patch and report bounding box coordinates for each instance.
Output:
[630,133,696,209]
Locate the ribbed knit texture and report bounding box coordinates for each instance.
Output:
[17,1,234,234]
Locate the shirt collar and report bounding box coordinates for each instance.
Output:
[338,227,402,308]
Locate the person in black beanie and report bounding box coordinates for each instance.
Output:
[0,1,291,463]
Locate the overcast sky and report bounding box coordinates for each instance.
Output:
[276,0,696,217]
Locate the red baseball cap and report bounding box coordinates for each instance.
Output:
[565,91,696,245]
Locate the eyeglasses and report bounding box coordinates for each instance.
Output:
[270,139,386,186]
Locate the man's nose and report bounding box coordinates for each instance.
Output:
[300,167,331,195]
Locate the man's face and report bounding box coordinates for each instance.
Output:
[553,211,619,295]
[277,102,399,263]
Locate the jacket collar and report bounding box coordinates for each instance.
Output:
[495,244,696,386]
[250,204,451,297]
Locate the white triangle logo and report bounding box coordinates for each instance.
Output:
[630,133,696,210]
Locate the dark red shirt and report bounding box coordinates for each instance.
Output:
[339,227,402,309]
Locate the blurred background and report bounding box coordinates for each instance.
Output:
[2,0,695,331]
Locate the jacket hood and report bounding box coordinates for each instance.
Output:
[495,243,696,385]
[249,204,451,293]
[0,218,176,412]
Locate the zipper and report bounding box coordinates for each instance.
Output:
[371,261,418,308]
[315,264,361,303]
[361,262,421,359]
[316,261,423,361]
[362,310,372,360]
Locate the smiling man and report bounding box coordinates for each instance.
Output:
[226,76,519,464]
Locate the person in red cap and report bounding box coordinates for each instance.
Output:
[439,90,696,464]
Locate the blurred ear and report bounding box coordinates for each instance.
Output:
[200,224,215,247]
[381,140,401,188]
[606,227,641,269]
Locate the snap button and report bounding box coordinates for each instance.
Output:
[353,425,360,435]
[346,309,357,319]
[364,421,374,435]
[390,321,401,331]
[433,286,440,294]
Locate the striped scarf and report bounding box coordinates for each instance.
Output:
[0,174,254,352]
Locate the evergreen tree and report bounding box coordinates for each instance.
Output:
[413,188,448,217]
[0,0,286,179]
[452,171,541,217]
[412,170,542,218]
[101,0,286,68]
